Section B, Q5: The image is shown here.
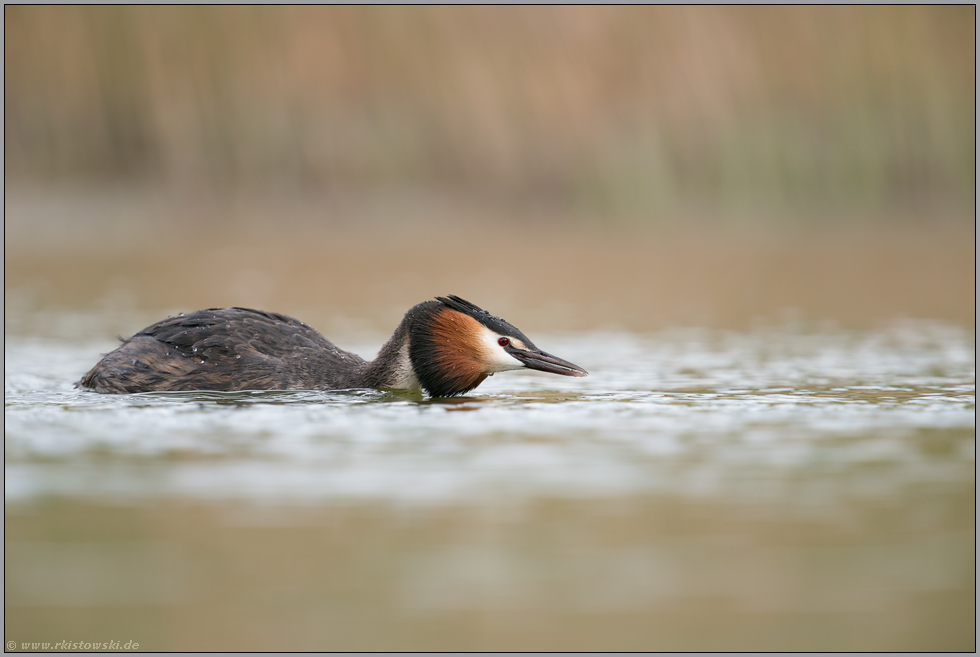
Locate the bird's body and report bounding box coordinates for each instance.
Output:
[77,296,587,397]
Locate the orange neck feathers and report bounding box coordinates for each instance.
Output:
[417,308,489,396]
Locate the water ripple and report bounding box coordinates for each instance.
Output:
[5,323,975,506]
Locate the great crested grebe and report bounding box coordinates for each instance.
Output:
[77,295,587,397]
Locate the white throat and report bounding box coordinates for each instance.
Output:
[391,337,422,390]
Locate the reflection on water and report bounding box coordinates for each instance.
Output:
[4,318,975,650]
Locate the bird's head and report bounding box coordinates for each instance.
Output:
[407,295,587,397]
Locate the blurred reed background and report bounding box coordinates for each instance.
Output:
[5,6,974,210]
[5,6,975,332]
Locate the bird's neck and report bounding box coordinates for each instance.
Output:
[360,317,422,392]
[357,302,491,397]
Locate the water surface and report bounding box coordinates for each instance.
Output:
[4,318,975,650]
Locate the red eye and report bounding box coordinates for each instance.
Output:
[498,337,510,347]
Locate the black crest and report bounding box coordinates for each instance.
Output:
[435,295,536,348]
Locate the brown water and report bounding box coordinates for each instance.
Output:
[4,191,976,651]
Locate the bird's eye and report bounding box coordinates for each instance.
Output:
[498,337,510,347]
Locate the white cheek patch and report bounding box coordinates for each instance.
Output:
[479,328,526,372]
